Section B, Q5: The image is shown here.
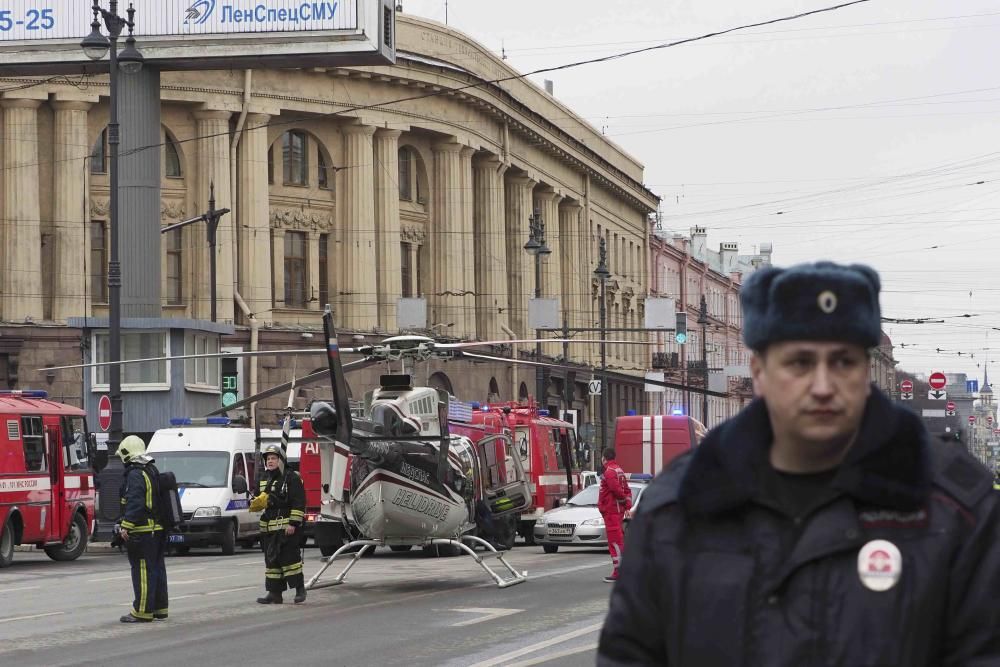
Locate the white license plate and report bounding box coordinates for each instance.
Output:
[547,527,573,536]
[168,534,185,544]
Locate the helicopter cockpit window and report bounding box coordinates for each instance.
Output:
[371,403,419,437]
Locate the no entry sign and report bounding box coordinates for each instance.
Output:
[928,372,947,390]
[900,379,913,393]
[946,401,956,411]
[98,395,112,432]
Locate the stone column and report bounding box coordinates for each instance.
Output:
[307,230,321,311]
[504,174,536,339]
[193,109,233,322]
[535,186,562,357]
[458,146,476,339]
[2,98,43,321]
[473,155,508,341]
[373,129,402,332]
[237,113,273,321]
[340,123,377,330]
[431,141,463,332]
[52,101,93,322]
[559,201,584,361]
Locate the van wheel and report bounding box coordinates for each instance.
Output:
[542,544,559,554]
[0,521,14,568]
[221,522,237,556]
[44,513,89,562]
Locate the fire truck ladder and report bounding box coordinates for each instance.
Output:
[305,535,528,590]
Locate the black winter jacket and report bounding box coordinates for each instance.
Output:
[598,389,1000,666]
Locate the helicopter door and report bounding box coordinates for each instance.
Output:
[476,434,530,518]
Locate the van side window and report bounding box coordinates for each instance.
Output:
[245,454,256,485]
[62,416,90,471]
[552,428,567,471]
[233,453,248,483]
[21,416,46,472]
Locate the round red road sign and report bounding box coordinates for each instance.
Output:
[946,401,956,411]
[968,415,976,424]
[900,379,913,392]
[929,372,947,390]
[97,395,112,432]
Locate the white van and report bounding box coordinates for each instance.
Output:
[146,422,298,555]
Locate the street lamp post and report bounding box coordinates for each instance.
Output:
[698,294,709,426]
[524,209,551,407]
[593,238,611,456]
[81,1,144,453]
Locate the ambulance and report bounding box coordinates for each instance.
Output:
[0,390,99,567]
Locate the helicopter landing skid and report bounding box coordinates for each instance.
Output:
[305,535,528,591]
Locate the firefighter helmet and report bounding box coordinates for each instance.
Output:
[262,444,286,462]
[116,435,147,464]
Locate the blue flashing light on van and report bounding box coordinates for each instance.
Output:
[169,416,231,426]
[0,390,48,399]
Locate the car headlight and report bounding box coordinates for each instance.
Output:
[193,506,221,518]
[581,517,604,527]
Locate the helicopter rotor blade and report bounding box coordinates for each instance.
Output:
[203,358,377,417]
[41,346,371,373]
[435,338,656,350]
[459,352,730,398]
[322,306,354,444]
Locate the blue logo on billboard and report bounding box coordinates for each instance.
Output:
[968,379,980,394]
[185,0,217,24]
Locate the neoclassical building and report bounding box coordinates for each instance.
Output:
[0,13,657,442]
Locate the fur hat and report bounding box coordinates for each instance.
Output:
[740,261,881,351]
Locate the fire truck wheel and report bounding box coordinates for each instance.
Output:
[221,521,237,556]
[542,544,559,554]
[0,521,14,568]
[44,513,89,562]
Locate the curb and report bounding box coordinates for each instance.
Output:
[14,542,123,553]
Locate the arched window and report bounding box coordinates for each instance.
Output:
[398,146,412,200]
[428,372,454,395]
[488,378,501,403]
[164,133,182,178]
[282,130,308,185]
[318,148,332,190]
[90,129,108,174]
[518,382,529,401]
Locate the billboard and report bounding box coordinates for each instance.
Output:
[0,0,395,74]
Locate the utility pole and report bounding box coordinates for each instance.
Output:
[523,209,551,407]
[161,182,231,322]
[698,294,709,426]
[593,238,611,456]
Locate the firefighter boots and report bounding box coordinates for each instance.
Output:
[294,585,307,604]
[256,591,283,604]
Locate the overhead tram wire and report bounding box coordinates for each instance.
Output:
[0,0,876,177]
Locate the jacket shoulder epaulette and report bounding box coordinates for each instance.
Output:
[636,451,693,514]
[928,441,993,509]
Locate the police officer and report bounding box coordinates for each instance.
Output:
[116,435,169,623]
[599,261,1000,665]
[251,444,306,604]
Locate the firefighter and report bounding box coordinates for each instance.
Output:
[116,435,169,623]
[250,444,306,604]
[597,447,632,583]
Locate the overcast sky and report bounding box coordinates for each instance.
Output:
[400,0,1000,384]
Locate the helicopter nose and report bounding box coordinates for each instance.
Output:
[309,401,339,436]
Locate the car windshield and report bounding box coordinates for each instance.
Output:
[152,451,230,488]
[568,482,647,507]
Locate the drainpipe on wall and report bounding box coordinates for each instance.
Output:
[234,291,259,427]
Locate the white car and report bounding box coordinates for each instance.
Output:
[534,481,647,553]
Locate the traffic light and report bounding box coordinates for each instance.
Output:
[675,313,688,344]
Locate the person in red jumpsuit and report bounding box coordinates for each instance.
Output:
[598,447,632,583]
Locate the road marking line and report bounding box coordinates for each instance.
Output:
[505,642,599,667]
[0,612,64,624]
[87,574,132,582]
[206,586,257,596]
[449,607,522,627]
[0,586,39,594]
[467,622,604,667]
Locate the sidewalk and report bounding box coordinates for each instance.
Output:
[14,542,122,554]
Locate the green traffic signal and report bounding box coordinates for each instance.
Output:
[675,312,688,345]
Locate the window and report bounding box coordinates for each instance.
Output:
[62,415,90,471]
[21,416,46,473]
[268,146,274,185]
[282,131,308,186]
[164,135,182,178]
[400,242,412,298]
[90,221,108,303]
[233,453,248,485]
[318,149,332,190]
[92,331,168,389]
[398,147,412,200]
[90,129,107,174]
[318,234,329,308]
[166,229,183,305]
[184,332,220,391]
[284,231,307,307]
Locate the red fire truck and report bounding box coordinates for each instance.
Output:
[470,402,584,544]
[0,390,99,567]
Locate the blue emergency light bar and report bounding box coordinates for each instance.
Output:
[628,473,654,481]
[169,416,231,426]
[671,409,684,416]
[538,409,549,416]
[276,419,301,429]
[0,390,48,398]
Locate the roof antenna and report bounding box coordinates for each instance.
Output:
[501,39,507,60]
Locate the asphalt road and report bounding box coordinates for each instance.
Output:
[0,543,614,666]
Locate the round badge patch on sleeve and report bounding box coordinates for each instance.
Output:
[857,539,902,592]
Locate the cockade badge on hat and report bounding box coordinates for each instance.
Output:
[817,290,838,314]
